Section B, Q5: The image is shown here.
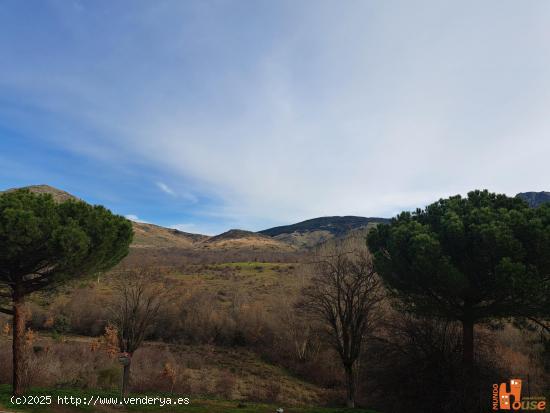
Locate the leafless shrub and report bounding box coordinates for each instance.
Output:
[264,381,282,403]
[215,370,236,399]
[0,340,12,383]
[108,267,170,396]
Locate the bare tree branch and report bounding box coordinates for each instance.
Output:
[297,238,383,408]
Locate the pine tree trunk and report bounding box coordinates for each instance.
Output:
[462,318,479,411]
[122,359,131,398]
[12,294,26,396]
[462,319,474,371]
[344,363,356,408]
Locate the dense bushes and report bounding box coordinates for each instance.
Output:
[27,286,109,337]
[0,338,320,405]
[360,315,506,412]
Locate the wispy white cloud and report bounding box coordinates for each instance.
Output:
[155,181,198,203]
[170,223,221,236]
[170,223,195,232]
[156,182,175,196]
[125,214,148,223]
[2,1,550,229]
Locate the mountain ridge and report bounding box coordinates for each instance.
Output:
[260,215,389,237]
[259,216,389,248]
[4,184,80,203]
[8,186,550,244]
[3,185,391,249]
[516,191,550,208]
[7,185,550,253]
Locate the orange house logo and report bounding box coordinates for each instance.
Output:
[492,379,546,411]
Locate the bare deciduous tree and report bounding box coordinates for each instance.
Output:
[299,240,383,408]
[109,268,167,397]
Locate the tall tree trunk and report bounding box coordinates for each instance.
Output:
[122,359,131,398]
[462,318,479,411]
[344,363,356,408]
[462,319,474,371]
[12,294,26,396]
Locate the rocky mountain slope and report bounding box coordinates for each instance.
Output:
[516,191,550,207]
[259,216,389,248]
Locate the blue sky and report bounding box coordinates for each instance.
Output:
[1,1,550,235]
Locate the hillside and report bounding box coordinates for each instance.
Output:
[516,191,550,207]
[1,186,295,257]
[2,185,208,248]
[132,221,209,248]
[260,216,389,237]
[259,216,388,248]
[3,184,79,202]
[2,186,389,254]
[201,229,295,251]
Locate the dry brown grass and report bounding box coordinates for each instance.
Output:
[131,223,296,255]
[491,324,548,395]
[131,222,209,249]
[0,334,322,405]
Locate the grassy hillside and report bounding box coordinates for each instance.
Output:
[201,230,296,251]
[132,222,209,249]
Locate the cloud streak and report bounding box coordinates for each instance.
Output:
[156,182,175,196]
[1,0,550,229]
[125,214,148,224]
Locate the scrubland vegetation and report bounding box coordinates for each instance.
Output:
[1,255,548,412]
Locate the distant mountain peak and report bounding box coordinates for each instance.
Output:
[516,191,550,208]
[201,228,294,251]
[259,215,389,237]
[207,229,268,242]
[5,184,79,202]
[3,185,387,251]
[259,216,389,248]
